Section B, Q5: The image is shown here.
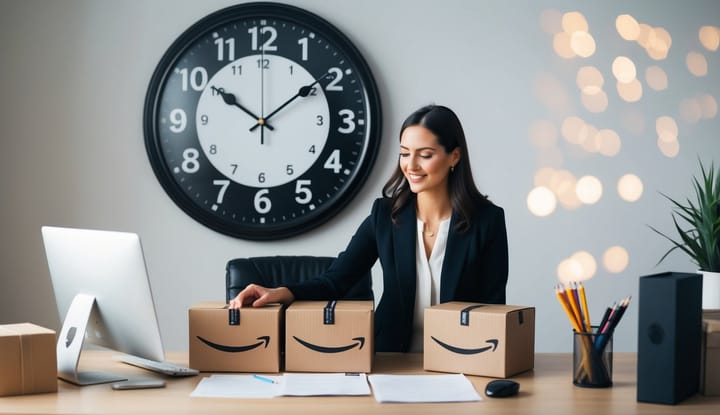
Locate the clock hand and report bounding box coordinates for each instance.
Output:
[249,71,332,132]
[211,86,274,131]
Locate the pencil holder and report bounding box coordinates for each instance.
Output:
[572,327,613,388]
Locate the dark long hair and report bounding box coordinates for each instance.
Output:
[382,105,488,232]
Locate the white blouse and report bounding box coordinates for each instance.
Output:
[409,217,451,352]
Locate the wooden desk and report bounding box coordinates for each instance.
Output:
[1,352,718,414]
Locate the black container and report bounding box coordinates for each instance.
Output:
[637,272,702,404]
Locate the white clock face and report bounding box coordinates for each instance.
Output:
[145,3,382,240]
[196,54,330,188]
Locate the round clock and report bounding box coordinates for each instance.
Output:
[144,2,382,240]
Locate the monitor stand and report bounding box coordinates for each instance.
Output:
[56,293,127,385]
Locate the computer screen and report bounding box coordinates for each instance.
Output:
[41,226,166,385]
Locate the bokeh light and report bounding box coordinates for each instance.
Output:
[699,25,720,51]
[616,14,639,41]
[562,11,588,33]
[657,136,680,158]
[557,251,597,282]
[603,246,630,273]
[557,258,584,283]
[699,94,718,119]
[612,56,637,83]
[687,52,708,77]
[645,66,668,91]
[597,129,621,157]
[617,78,643,102]
[570,31,596,57]
[527,186,557,217]
[576,175,603,204]
[617,174,643,202]
[680,98,703,123]
[656,116,678,143]
[576,66,604,94]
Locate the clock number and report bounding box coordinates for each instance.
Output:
[181,148,200,173]
[316,115,324,126]
[257,59,270,69]
[200,114,209,125]
[169,109,186,133]
[209,144,217,154]
[214,36,235,61]
[254,189,272,214]
[308,145,316,154]
[338,109,356,134]
[213,179,230,204]
[324,149,342,173]
[295,180,312,204]
[298,37,309,61]
[177,67,208,91]
[286,165,294,175]
[248,26,278,51]
[230,164,238,174]
[258,172,266,183]
[325,67,344,91]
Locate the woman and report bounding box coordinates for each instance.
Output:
[230,104,508,352]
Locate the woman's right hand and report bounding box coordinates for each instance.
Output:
[228,284,295,309]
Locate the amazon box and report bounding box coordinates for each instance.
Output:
[424,302,535,378]
[701,312,720,396]
[285,300,373,373]
[0,323,57,396]
[189,302,283,373]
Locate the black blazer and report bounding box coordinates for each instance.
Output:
[287,197,509,352]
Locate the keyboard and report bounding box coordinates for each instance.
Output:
[113,354,199,377]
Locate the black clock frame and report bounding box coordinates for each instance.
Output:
[143,2,382,240]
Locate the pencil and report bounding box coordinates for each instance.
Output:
[555,284,582,332]
[565,283,586,332]
[578,282,591,333]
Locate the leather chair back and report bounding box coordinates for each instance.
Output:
[225,255,372,302]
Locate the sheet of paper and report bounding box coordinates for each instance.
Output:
[190,374,284,398]
[281,373,371,396]
[368,373,481,403]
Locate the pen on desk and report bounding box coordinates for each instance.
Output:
[252,374,276,384]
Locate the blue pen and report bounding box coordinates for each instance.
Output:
[252,374,276,384]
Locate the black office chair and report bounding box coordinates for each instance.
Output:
[225,255,373,303]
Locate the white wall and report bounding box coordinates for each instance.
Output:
[1,0,718,352]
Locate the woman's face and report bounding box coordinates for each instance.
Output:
[399,125,460,195]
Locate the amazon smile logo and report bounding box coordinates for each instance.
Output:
[197,335,270,353]
[431,337,499,355]
[292,336,365,353]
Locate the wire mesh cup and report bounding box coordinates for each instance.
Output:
[572,327,613,388]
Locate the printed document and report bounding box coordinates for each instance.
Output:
[282,373,371,396]
[368,373,481,403]
[190,374,283,398]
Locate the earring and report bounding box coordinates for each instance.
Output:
[450,165,455,173]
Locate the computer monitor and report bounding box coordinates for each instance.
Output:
[41,226,166,386]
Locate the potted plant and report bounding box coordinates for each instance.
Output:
[650,160,720,309]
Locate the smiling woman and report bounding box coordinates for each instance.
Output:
[231,104,509,353]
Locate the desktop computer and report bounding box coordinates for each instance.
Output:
[41,226,197,385]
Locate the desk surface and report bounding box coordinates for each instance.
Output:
[1,352,718,414]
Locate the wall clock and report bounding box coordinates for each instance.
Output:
[144,2,382,240]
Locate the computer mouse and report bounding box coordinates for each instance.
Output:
[485,379,519,398]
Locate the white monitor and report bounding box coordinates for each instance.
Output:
[41,226,166,385]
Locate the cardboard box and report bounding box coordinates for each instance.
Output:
[424,302,535,378]
[285,300,373,373]
[701,313,720,396]
[189,302,283,373]
[0,323,57,396]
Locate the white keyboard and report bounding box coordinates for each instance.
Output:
[113,354,199,377]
